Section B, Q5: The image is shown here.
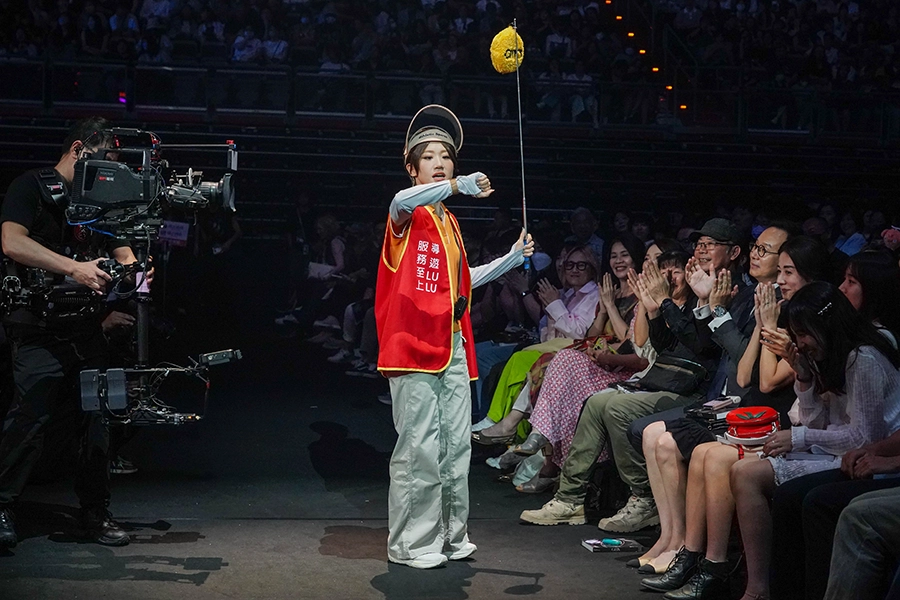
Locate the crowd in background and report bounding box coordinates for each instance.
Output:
[3,1,898,126]
[658,0,900,93]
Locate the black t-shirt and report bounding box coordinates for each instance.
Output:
[0,168,130,260]
[1,168,130,329]
[0,169,68,254]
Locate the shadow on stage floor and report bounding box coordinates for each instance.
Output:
[0,301,666,600]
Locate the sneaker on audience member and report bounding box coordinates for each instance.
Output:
[306,331,335,344]
[345,359,378,378]
[519,498,585,525]
[0,508,17,547]
[322,337,347,350]
[274,312,299,326]
[597,495,659,532]
[327,349,353,363]
[110,456,138,475]
[313,316,341,330]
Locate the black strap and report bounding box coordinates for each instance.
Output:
[34,168,67,207]
[448,212,468,321]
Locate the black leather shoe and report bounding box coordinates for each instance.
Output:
[81,507,130,546]
[0,508,17,548]
[641,547,700,592]
[663,558,732,600]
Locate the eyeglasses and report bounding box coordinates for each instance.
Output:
[693,241,731,251]
[749,243,778,258]
[563,261,589,272]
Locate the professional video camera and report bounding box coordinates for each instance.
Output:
[67,128,237,239]
[62,128,242,426]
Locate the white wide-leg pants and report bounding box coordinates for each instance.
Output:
[387,331,472,561]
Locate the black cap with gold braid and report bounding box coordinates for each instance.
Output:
[403,105,463,158]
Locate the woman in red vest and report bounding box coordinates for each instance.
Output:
[376,105,534,569]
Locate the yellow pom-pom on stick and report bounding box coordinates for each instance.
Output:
[490,26,525,74]
[491,21,530,271]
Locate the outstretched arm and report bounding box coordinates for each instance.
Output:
[389,172,492,230]
[470,230,534,288]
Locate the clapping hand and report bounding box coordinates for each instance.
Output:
[628,269,658,313]
[641,260,672,306]
[755,283,781,330]
[780,334,815,383]
[535,278,560,307]
[599,273,617,312]
[709,269,736,311]
[760,327,793,359]
[686,257,716,302]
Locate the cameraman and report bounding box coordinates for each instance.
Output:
[0,117,142,548]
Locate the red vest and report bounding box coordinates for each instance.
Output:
[375,205,478,379]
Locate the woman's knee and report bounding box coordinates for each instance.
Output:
[730,458,771,495]
[643,420,666,452]
[704,444,739,476]
[691,441,716,465]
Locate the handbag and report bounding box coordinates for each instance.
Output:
[629,354,708,395]
[723,406,780,446]
[684,396,740,434]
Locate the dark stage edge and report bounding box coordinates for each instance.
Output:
[0,319,662,599]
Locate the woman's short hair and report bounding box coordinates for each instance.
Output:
[657,250,690,271]
[787,281,900,394]
[557,244,601,284]
[651,238,683,256]
[778,236,831,283]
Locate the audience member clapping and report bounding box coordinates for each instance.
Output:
[732,281,900,600]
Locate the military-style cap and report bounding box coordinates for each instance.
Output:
[403,105,463,158]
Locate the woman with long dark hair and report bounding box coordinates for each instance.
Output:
[731,282,900,600]
[738,236,831,396]
[839,250,900,342]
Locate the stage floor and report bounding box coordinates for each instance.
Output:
[0,318,663,600]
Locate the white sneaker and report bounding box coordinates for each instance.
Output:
[597,495,659,533]
[389,552,448,569]
[274,313,299,326]
[327,349,353,363]
[519,498,585,525]
[444,542,477,560]
[313,316,341,330]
